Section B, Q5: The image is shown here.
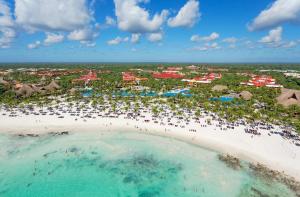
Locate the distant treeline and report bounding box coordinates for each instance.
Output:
[0,63,300,71]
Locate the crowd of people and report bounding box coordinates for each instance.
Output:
[0,99,300,147]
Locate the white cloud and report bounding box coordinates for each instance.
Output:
[114,0,168,33]
[15,0,92,32]
[147,32,163,42]
[168,0,200,28]
[80,41,96,47]
[26,32,64,49]
[67,28,98,41]
[223,37,237,43]
[192,42,221,51]
[203,32,220,42]
[123,37,129,42]
[107,34,141,45]
[0,28,16,48]
[107,37,123,45]
[282,41,297,48]
[44,33,64,45]
[191,47,206,51]
[191,32,219,42]
[105,16,116,26]
[257,27,297,49]
[107,36,129,45]
[15,0,98,46]
[190,35,200,42]
[210,42,220,49]
[248,0,300,31]
[131,33,141,43]
[28,41,41,49]
[259,26,282,43]
[0,0,14,27]
[265,40,298,49]
[0,0,16,48]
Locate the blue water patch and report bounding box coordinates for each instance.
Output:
[140,92,158,97]
[0,132,296,197]
[81,89,102,97]
[112,91,135,97]
[120,91,135,97]
[82,89,93,97]
[82,88,193,98]
[163,89,192,97]
[210,96,235,102]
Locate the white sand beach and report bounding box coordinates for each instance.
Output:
[0,103,300,182]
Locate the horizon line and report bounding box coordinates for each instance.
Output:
[0,62,300,65]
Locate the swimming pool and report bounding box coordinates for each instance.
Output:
[210,96,235,102]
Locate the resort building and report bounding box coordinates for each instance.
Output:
[182,73,222,85]
[284,73,300,79]
[129,86,150,91]
[240,75,283,88]
[153,71,185,79]
[129,69,144,72]
[207,73,222,80]
[207,68,229,72]
[182,77,212,84]
[98,70,112,74]
[72,71,101,84]
[32,69,83,77]
[166,66,183,71]
[122,72,148,83]
[122,72,136,82]
[187,65,199,70]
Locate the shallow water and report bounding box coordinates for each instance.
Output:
[0,131,296,197]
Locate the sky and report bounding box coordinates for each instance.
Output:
[0,0,300,63]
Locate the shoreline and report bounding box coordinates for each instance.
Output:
[1,110,300,182]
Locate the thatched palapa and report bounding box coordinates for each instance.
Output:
[31,85,45,94]
[0,77,9,86]
[69,88,77,95]
[15,84,34,98]
[239,91,253,101]
[44,81,60,92]
[212,85,228,92]
[276,88,300,107]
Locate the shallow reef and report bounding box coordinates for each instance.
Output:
[0,132,298,197]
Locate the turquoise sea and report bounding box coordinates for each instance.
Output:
[0,131,296,197]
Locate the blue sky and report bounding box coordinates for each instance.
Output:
[0,0,300,63]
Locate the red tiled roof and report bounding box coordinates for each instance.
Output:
[122,72,148,82]
[73,71,100,83]
[153,72,185,79]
